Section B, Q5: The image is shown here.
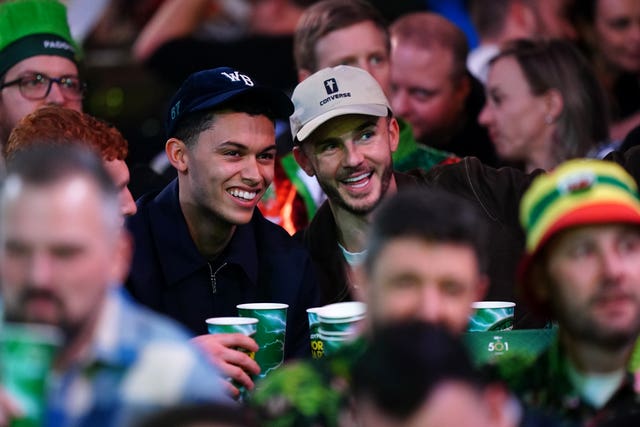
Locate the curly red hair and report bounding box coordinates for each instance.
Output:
[5,106,128,161]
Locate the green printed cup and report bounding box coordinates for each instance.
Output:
[318,330,352,357]
[468,301,516,332]
[307,308,323,359]
[206,317,259,337]
[317,302,366,335]
[237,303,288,379]
[1,323,62,427]
[206,317,258,399]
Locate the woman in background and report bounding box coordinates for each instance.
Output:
[479,38,610,172]
[573,0,640,142]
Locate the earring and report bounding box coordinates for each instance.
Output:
[545,115,553,125]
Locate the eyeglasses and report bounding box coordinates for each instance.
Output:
[0,73,86,101]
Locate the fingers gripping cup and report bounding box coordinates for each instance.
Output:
[468,301,516,332]
[206,317,258,398]
[1,323,62,427]
[237,303,288,379]
[206,317,259,358]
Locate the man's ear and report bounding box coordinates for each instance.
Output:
[454,74,471,104]
[293,145,316,177]
[475,274,489,302]
[387,117,400,153]
[298,68,312,82]
[528,262,551,303]
[166,138,189,173]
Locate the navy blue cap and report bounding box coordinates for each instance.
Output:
[165,67,294,138]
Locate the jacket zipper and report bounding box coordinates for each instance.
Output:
[208,262,227,294]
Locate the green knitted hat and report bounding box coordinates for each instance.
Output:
[0,0,80,76]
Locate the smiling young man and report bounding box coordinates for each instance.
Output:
[125,67,320,399]
[497,159,640,425]
[290,65,402,303]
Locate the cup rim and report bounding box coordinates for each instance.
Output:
[318,314,366,324]
[237,303,289,310]
[318,332,353,341]
[318,328,357,337]
[315,301,366,319]
[206,317,259,325]
[471,301,516,309]
[0,322,63,345]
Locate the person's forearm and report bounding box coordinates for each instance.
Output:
[132,0,219,62]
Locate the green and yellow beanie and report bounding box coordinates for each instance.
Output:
[519,159,640,283]
[0,0,80,76]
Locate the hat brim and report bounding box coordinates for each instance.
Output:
[518,201,640,285]
[294,104,389,143]
[188,86,293,122]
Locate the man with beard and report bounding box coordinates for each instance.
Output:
[0,145,227,426]
[291,65,400,304]
[0,0,83,152]
[291,65,536,318]
[496,158,640,426]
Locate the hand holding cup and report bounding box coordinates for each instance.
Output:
[192,317,261,399]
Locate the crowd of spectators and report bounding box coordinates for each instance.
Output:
[2,0,640,426]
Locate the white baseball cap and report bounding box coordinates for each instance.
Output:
[290,65,391,143]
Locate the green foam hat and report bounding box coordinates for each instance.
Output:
[0,0,80,75]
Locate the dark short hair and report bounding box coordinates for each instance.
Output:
[351,321,484,420]
[365,187,489,275]
[172,93,279,148]
[294,0,390,73]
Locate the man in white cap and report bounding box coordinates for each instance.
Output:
[289,65,536,324]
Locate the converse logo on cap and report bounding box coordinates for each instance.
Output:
[324,78,338,94]
[319,77,352,106]
[220,71,254,86]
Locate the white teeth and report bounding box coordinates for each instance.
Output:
[229,189,257,200]
[343,173,371,183]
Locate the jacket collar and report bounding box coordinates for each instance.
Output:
[148,179,259,287]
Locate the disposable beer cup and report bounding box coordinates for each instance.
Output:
[317,329,352,357]
[237,303,288,379]
[468,301,516,332]
[206,317,258,399]
[317,301,366,335]
[1,323,62,427]
[307,308,323,359]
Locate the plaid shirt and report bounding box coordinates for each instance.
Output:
[496,337,640,427]
[45,288,229,427]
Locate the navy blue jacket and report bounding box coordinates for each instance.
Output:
[125,179,320,359]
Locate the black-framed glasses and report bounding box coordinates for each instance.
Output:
[0,73,86,101]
